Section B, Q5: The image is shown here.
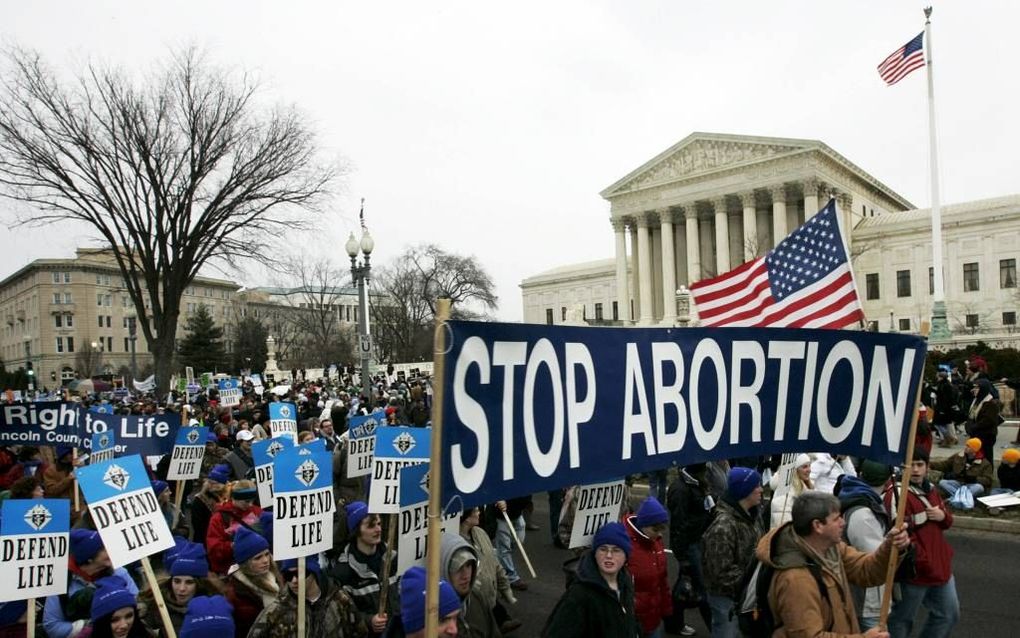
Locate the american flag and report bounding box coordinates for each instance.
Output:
[690,200,864,329]
[878,32,925,86]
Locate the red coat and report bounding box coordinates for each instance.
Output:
[205,500,264,575]
[884,481,954,586]
[625,516,673,632]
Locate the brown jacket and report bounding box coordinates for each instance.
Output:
[755,523,894,637]
[930,452,994,490]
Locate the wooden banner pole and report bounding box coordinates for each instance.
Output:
[501,510,537,578]
[26,597,35,638]
[378,512,397,615]
[297,556,306,638]
[879,321,930,629]
[141,556,177,638]
[72,448,80,513]
[174,480,186,512]
[424,299,451,637]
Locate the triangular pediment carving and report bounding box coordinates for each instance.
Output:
[603,134,815,197]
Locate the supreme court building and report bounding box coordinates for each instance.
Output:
[521,132,1020,348]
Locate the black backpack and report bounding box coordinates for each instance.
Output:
[736,554,829,638]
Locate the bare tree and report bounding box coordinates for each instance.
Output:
[0,48,340,393]
[274,256,355,366]
[74,342,104,378]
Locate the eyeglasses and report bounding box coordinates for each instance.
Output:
[595,545,625,557]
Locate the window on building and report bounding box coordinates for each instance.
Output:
[97,293,103,307]
[1001,259,1016,288]
[56,337,64,353]
[545,308,554,325]
[67,337,74,353]
[929,267,934,295]
[965,314,979,328]
[55,315,62,328]
[561,307,566,321]
[865,273,880,300]
[594,303,604,321]
[898,318,911,331]
[106,336,113,352]
[64,293,72,304]
[52,272,60,284]
[98,316,104,328]
[64,272,71,283]
[867,320,879,332]
[124,337,130,352]
[612,301,619,321]
[896,270,911,297]
[52,292,61,304]
[963,263,979,291]
[65,314,72,328]
[1004,312,1017,327]
[106,316,112,328]
[61,367,74,381]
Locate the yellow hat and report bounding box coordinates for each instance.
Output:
[965,438,982,452]
[1003,448,1020,464]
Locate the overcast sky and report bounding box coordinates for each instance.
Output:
[3,1,1017,321]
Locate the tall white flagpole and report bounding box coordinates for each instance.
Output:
[925,6,951,340]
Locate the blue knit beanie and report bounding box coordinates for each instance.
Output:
[163,535,190,573]
[207,464,230,484]
[400,566,460,633]
[70,529,104,564]
[90,575,136,621]
[170,542,209,578]
[278,556,321,579]
[180,596,235,638]
[257,509,274,550]
[634,496,669,528]
[727,467,762,501]
[232,526,269,565]
[592,521,631,558]
[345,500,369,533]
[152,480,169,497]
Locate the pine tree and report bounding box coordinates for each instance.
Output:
[177,305,227,373]
[232,316,269,374]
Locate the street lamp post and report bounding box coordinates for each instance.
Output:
[125,307,138,383]
[346,226,375,403]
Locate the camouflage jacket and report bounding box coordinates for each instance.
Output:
[701,497,764,599]
[248,579,368,638]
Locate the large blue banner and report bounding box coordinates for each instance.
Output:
[81,410,180,458]
[0,402,78,445]
[440,321,927,508]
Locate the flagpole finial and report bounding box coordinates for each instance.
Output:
[924,6,932,20]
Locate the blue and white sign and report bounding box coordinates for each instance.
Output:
[568,479,626,549]
[76,454,175,567]
[81,410,180,459]
[369,426,431,513]
[0,402,78,446]
[440,322,928,509]
[89,403,114,415]
[268,402,298,442]
[397,463,459,573]
[217,378,241,408]
[253,436,294,505]
[272,446,334,560]
[346,410,383,479]
[0,499,70,601]
[167,426,209,480]
[90,428,117,464]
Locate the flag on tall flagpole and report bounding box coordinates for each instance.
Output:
[878,32,925,86]
[690,199,864,329]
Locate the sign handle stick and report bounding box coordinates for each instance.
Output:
[878,321,929,630]
[378,512,397,615]
[297,556,306,638]
[72,448,80,513]
[174,480,186,513]
[501,510,537,578]
[424,299,451,637]
[26,597,35,638]
[141,556,177,638]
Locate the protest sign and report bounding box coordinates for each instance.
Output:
[439,322,927,508]
[369,426,430,513]
[0,401,78,446]
[90,429,117,464]
[89,403,114,415]
[397,463,459,573]
[176,377,188,394]
[217,378,241,408]
[253,436,294,505]
[76,454,175,567]
[568,479,626,549]
[347,410,383,479]
[167,426,208,480]
[273,446,334,560]
[268,402,298,442]
[200,372,213,389]
[81,410,180,459]
[0,499,70,601]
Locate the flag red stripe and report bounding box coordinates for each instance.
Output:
[780,288,863,328]
[883,56,925,85]
[760,271,858,325]
[693,265,769,306]
[688,257,762,293]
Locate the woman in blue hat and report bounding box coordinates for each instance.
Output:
[139,542,217,636]
[90,575,150,638]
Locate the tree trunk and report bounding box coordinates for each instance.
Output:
[149,311,180,398]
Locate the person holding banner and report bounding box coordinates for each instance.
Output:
[385,566,461,638]
[328,502,399,636]
[206,480,264,575]
[192,464,230,549]
[666,464,713,634]
[152,481,182,532]
[625,497,672,638]
[224,526,281,638]
[439,532,502,637]
[542,521,641,638]
[248,556,368,638]
[89,575,149,638]
[459,507,520,634]
[139,542,215,636]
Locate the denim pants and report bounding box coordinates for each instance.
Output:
[887,576,960,638]
[939,479,984,499]
[706,594,739,638]
[496,514,525,583]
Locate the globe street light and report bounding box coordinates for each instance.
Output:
[346,225,375,403]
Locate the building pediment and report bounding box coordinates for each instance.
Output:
[601,133,820,199]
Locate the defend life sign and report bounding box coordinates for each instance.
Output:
[440,322,928,509]
[0,499,70,601]
[347,410,383,479]
[90,429,118,464]
[0,402,78,446]
[76,454,175,567]
[253,436,294,505]
[273,446,334,560]
[218,379,242,408]
[167,426,209,480]
[369,426,430,514]
[268,402,298,442]
[568,479,626,549]
[397,463,459,573]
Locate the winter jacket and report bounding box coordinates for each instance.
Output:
[810,454,856,494]
[42,564,139,638]
[42,464,75,500]
[998,462,1020,491]
[884,480,954,586]
[327,542,399,634]
[205,500,264,575]
[666,469,712,554]
[224,447,255,482]
[701,496,764,599]
[755,523,894,637]
[541,550,641,638]
[191,492,220,548]
[138,579,214,637]
[967,394,1000,440]
[837,477,890,623]
[463,526,515,612]
[225,568,281,638]
[930,451,994,490]
[439,533,502,638]
[624,516,672,633]
[247,577,368,638]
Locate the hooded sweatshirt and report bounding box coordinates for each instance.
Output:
[439,533,501,638]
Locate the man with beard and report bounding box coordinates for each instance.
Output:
[43,530,140,638]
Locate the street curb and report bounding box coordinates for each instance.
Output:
[951,514,1020,533]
